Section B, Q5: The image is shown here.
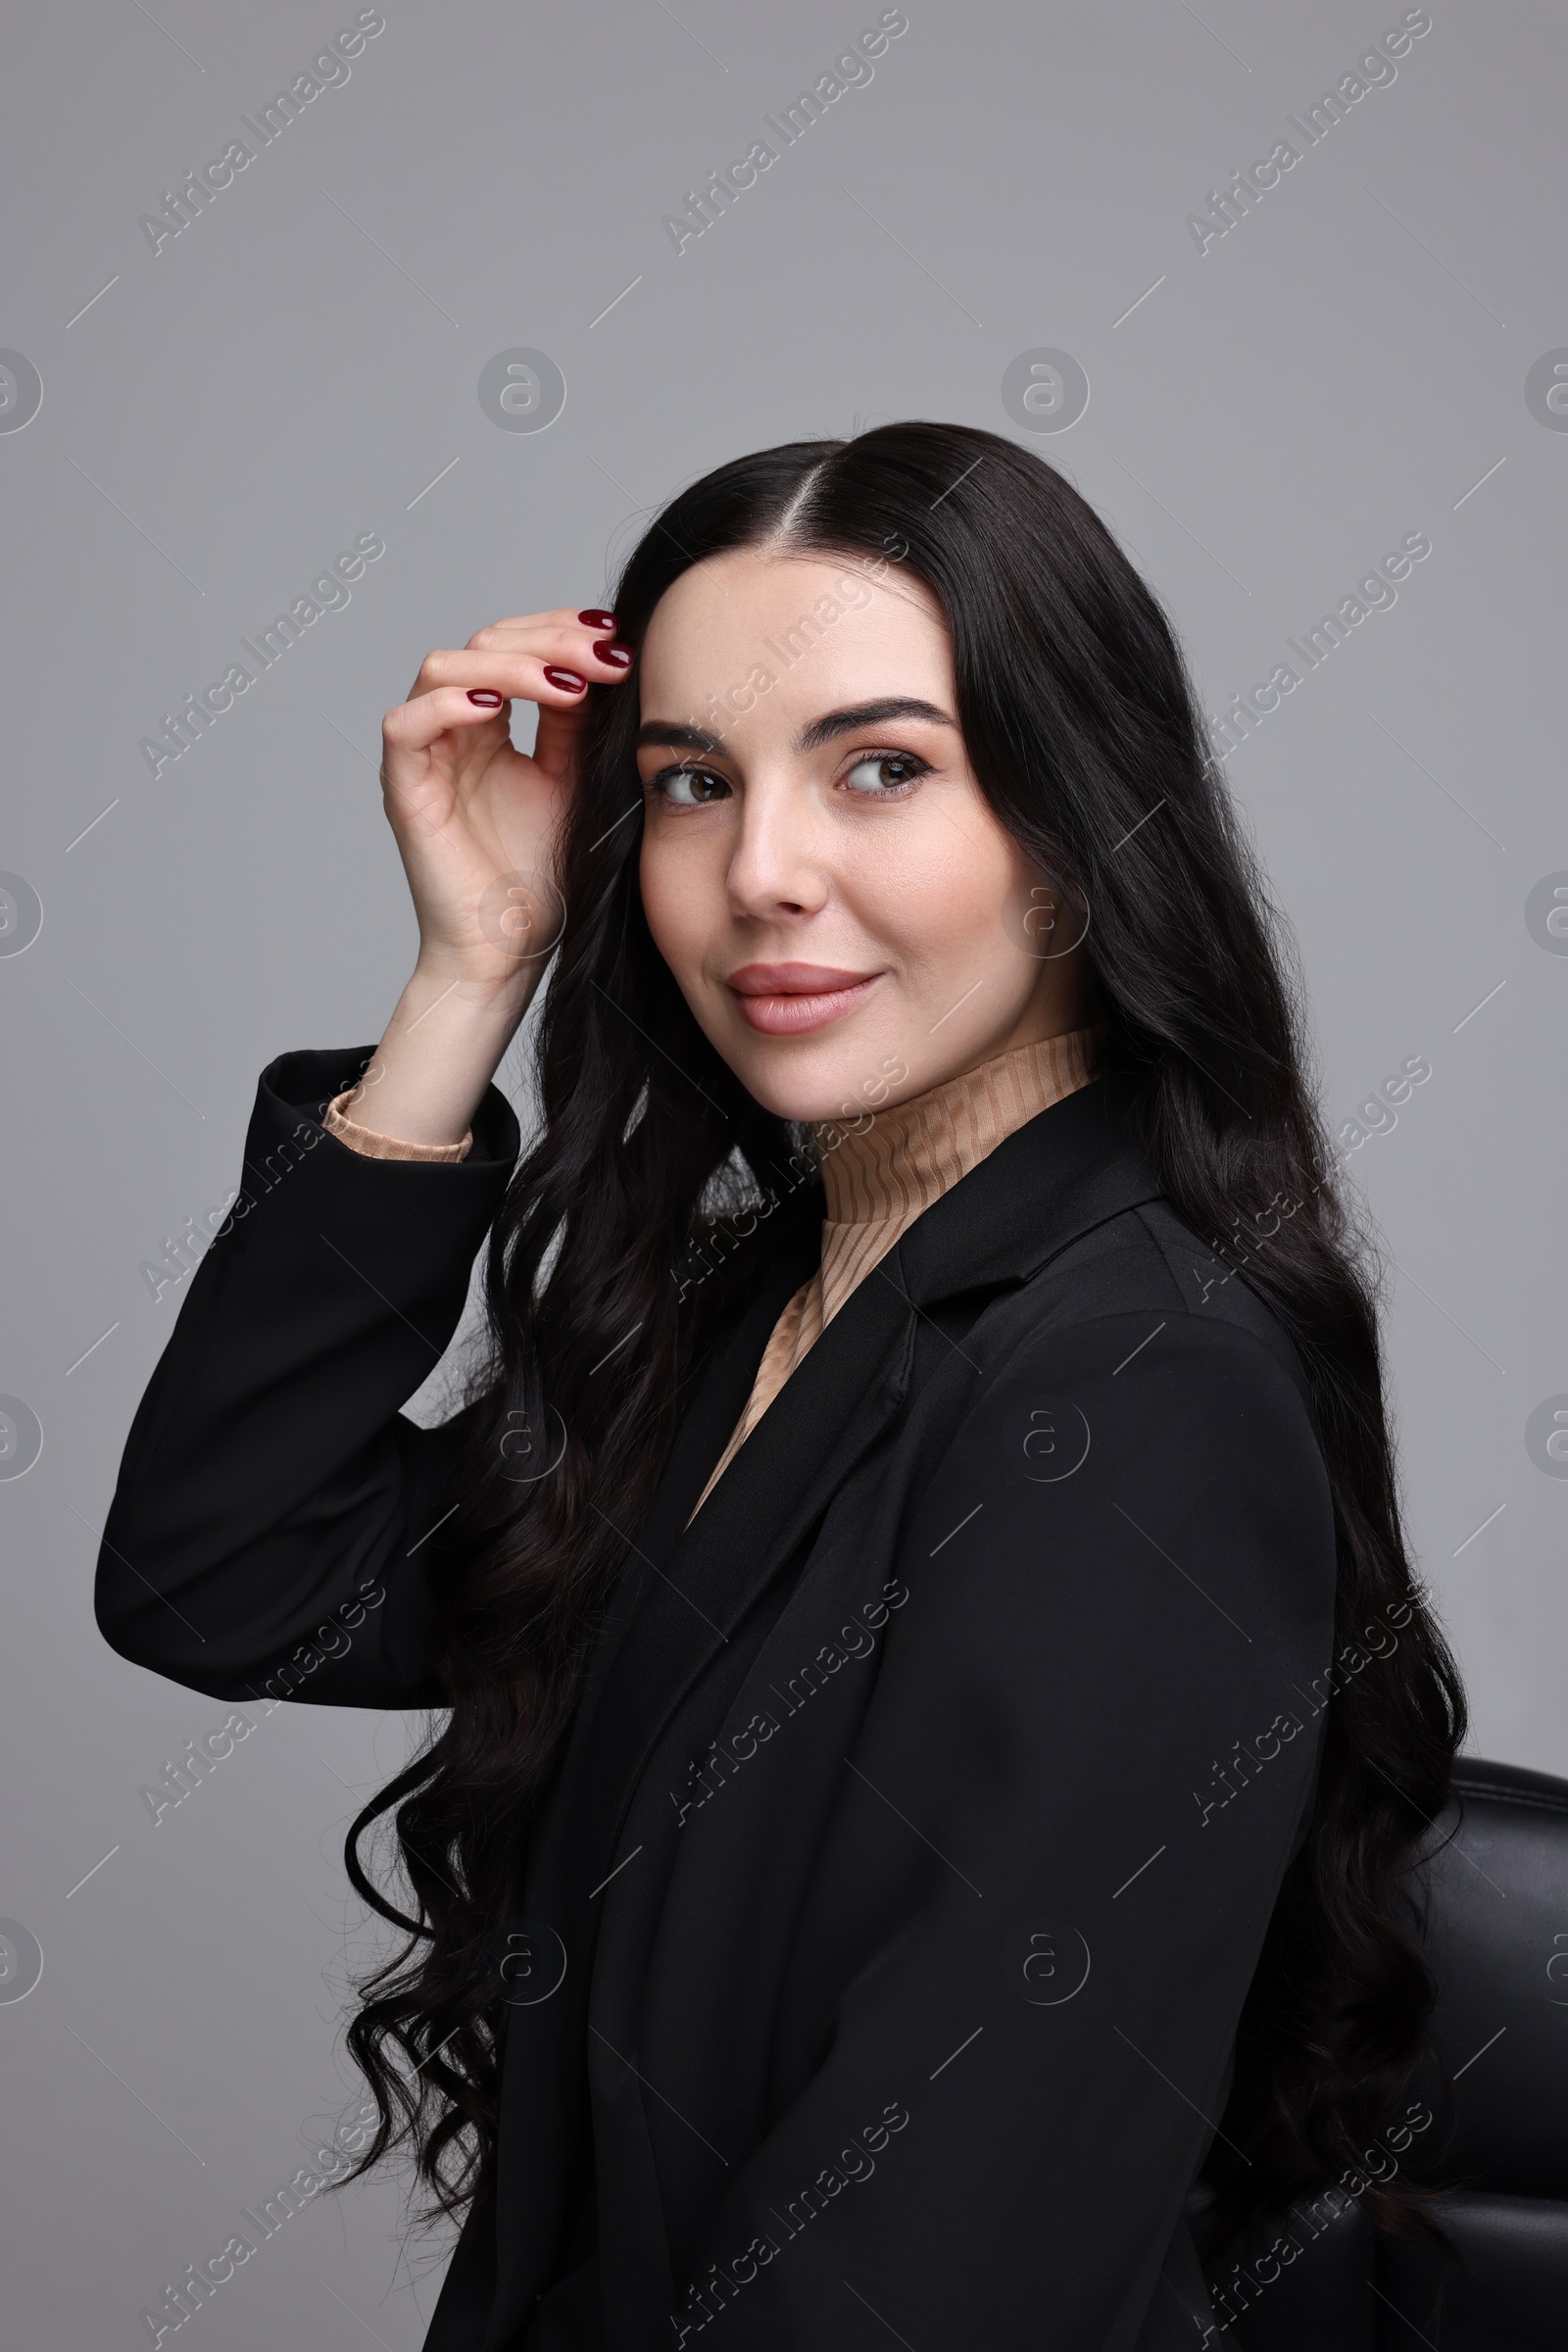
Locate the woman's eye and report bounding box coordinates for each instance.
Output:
[653,765,731,808]
[841,752,928,796]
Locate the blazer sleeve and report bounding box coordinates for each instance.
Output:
[94,1047,521,1712]
[668,1307,1339,2350]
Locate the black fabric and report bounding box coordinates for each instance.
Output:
[98,1049,1343,2351]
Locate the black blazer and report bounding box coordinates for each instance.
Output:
[96,1048,1338,2352]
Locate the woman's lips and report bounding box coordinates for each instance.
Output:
[726,962,883,1037]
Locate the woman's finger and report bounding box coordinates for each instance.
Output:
[461,615,630,671]
[530,695,599,786]
[411,640,631,700]
[381,685,525,759]
[467,607,618,646]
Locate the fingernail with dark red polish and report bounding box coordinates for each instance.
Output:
[543,666,586,694]
[578,609,616,631]
[593,639,633,669]
[466,689,505,708]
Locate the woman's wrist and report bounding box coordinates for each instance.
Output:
[343,956,538,1149]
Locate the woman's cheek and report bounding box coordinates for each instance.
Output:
[845,812,1012,975]
[639,831,730,1002]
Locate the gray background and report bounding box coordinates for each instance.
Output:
[3,0,1563,2341]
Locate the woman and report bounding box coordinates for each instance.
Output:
[96,421,1464,2350]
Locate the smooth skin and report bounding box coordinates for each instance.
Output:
[359,556,1089,1147]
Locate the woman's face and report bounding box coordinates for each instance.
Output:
[635,547,1090,1125]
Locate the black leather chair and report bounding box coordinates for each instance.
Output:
[1205,1757,1568,2347]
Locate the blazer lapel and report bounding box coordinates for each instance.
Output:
[569,1238,919,1877]
[901,1062,1164,1299]
[571,1069,1164,1907]
[561,1205,825,1753]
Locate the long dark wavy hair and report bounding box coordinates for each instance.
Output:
[336,421,1465,2253]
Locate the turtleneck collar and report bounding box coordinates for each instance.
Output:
[811,1026,1102,1234]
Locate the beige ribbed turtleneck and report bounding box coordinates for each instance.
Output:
[322,1026,1102,1525]
[689,1024,1101,1517]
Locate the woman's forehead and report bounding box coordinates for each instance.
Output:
[637,549,952,737]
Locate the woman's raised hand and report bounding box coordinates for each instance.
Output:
[347,611,633,1149]
[379,608,633,995]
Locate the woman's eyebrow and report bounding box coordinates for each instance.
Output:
[637,720,728,755]
[635,698,956,760]
[795,697,956,752]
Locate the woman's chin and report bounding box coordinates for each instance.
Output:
[720,1038,917,1129]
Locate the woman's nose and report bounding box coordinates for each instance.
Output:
[724,777,830,920]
